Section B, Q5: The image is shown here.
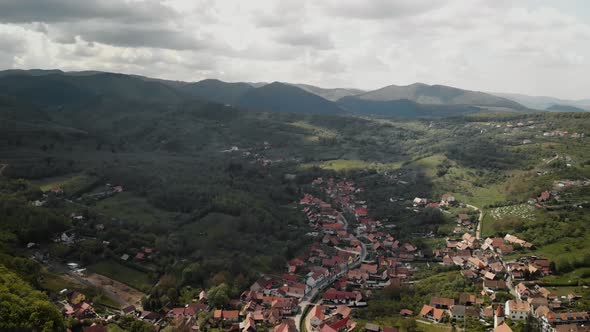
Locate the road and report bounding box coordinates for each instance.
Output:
[0,163,7,176]
[296,212,368,332]
[465,204,483,240]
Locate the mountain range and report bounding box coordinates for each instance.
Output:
[0,69,587,119]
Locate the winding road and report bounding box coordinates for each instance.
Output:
[295,212,368,332]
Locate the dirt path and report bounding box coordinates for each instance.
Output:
[465,204,483,239]
[83,273,144,309]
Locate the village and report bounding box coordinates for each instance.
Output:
[23,175,589,332]
[12,150,590,332]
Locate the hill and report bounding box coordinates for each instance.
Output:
[0,72,185,107]
[292,83,365,101]
[180,79,254,105]
[237,82,343,115]
[354,83,526,110]
[492,92,590,111]
[337,96,481,118]
[546,104,588,113]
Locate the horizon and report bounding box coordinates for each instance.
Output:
[0,1,589,100]
[4,66,590,103]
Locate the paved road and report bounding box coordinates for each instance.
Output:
[296,212,368,332]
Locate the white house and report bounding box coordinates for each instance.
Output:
[505,300,531,321]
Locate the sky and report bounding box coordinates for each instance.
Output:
[0,0,589,99]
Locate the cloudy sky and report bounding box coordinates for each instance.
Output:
[0,0,589,99]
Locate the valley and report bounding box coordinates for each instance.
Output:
[0,70,589,332]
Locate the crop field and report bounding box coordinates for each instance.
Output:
[489,204,536,221]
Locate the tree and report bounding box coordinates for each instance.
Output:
[208,283,230,308]
[401,318,418,332]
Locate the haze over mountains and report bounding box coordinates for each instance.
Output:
[0,69,587,119]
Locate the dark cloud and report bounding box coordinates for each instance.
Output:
[274,30,334,50]
[71,26,208,51]
[0,0,176,24]
[321,0,444,19]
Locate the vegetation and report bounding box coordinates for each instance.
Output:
[0,70,589,329]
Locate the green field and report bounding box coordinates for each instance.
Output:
[94,192,180,226]
[40,269,121,308]
[32,173,98,194]
[87,259,152,291]
[301,159,403,171]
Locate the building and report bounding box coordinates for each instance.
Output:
[420,304,445,323]
[505,300,531,321]
[494,305,505,328]
[310,305,325,327]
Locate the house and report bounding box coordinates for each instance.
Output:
[355,207,368,217]
[538,191,551,202]
[441,194,456,205]
[413,198,427,206]
[140,311,161,322]
[419,304,445,322]
[240,314,257,332]
[553,325,590,332]
[215,310,240,322]
[515,283,531,300]
[272,298,298,316]
[494,322,513,332]
[322,288,362,305]
[542,312,590,331]
[321,325,338,332]
[199,290,208,301]
[400,309,413,317]
[484,280,507,292]
[168,306,197,318]
[459,293,477,305]
[364,323,380,332]
[504,300,531,321]
[449,305,466,321]
[494,305,505,328]
[335,305,352,319]
[274,319,297,332]
[430,297,455,309]
[121,305,136,315]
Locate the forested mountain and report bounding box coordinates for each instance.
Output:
[351,82,526,110]
[493,91,590,111]
[180,79,254,105]
[292,83,365,101]
[546,104,588,112]
[337,96,481,118]
[237,82,343,115]
[0,72,185,107]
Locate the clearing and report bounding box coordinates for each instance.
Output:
[87,259,153,291]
